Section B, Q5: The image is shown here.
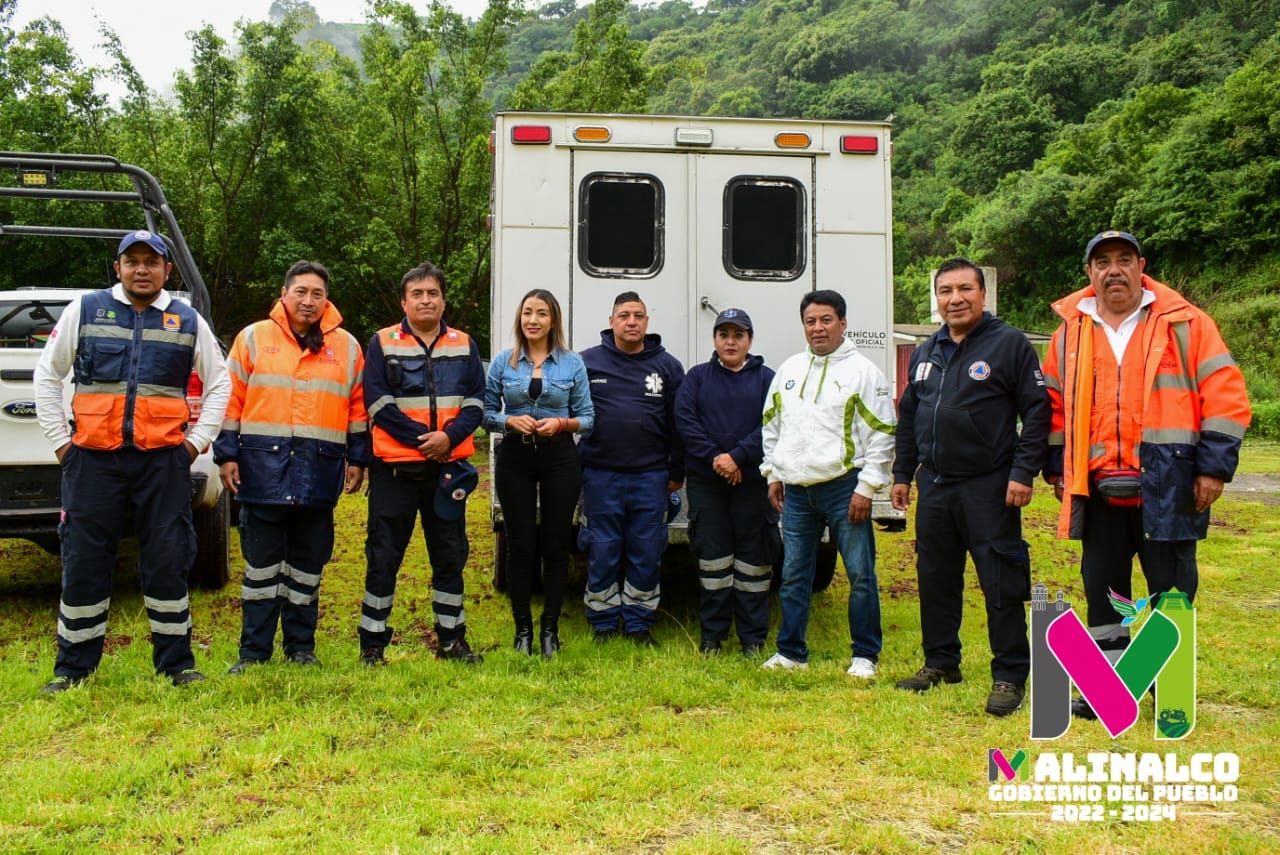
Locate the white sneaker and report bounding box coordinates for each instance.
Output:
[847,657,877,678]
[761,652,808,671]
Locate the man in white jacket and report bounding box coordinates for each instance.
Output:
[760,290,896,676]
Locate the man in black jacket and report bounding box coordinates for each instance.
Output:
[891,258,1050,716]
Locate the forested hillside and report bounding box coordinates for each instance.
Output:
[2,0,1277,429]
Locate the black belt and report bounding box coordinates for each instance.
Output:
[506,431,571,445]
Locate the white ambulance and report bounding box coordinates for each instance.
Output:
[487,112,899,590]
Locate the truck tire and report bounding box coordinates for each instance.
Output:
[812,541,837,593]
[31,533,61,555]
[493,528,509,593]
[189,490,231,589]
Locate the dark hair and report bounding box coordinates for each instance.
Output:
[510,289,568,368]
[281,260,330,354]
[284,260,331,292]
[401,261,445,297]
[933,257,985,291]
[800,289,846,320]
[612,291,644,310]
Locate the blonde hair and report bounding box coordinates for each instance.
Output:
[509,289,568,368]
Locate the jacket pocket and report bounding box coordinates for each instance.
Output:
[396,356,428,394]
[78,339,129,383]
[132,396,190,449]
[71,394,125,449]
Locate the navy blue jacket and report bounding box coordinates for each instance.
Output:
[578,331,685,480]
[894,312,1050,487]
[675,353,773,485]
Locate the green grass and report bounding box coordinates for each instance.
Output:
[1,446,1277,852]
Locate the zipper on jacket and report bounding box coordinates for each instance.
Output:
[928,338,963,483]
[122,308,144,446]
[1115,363,1123,468]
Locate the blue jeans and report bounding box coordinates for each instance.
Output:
[776,470,881,664]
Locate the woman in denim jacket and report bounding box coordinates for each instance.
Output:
[484,289,594,657]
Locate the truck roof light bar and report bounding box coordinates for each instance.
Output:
[840,135,879,154]
[775,132,811,149]
[573,125,611,143]
[511,125,552,145]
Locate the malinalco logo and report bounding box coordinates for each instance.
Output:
[1029,584,1196,740]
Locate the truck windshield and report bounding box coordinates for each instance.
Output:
[0,300,68,349]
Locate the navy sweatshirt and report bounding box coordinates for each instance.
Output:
[578,330,685,480]
[674,352,774,485]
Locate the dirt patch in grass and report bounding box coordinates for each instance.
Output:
[1224,473,1280,505]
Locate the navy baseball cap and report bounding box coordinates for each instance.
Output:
[1084,230,1141,263]
[713,307,753,333]
[117,230,168,257]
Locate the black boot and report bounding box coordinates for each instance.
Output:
[540,617,560,659]
[514,617,534,655]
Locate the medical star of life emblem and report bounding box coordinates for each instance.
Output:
[645,372,663,395]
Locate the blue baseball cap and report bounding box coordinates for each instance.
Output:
[117,229,168,257]
[713,307,753,333]
[1084,230,1141,264]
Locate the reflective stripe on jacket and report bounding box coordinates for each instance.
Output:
[71,290,196,451]
[1043,275,1251,540]
[366,321,483,464]
[212,300,369,507]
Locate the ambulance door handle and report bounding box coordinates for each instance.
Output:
[699,297,720,315]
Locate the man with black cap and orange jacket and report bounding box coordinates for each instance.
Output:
[358,262,485,666]
[216,260,370,674]
[1043,230,1251,719]
[34,229,230,693]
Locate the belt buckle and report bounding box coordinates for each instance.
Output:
[521,433,537,445]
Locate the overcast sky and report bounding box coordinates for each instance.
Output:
[10,0,496,100]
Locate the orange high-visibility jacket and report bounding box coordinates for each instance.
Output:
[71,290,197,451]
[1043,276,1250,540]
[213,300,369,507]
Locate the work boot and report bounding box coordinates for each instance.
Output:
[227,658,266,675]
[593,627,620,644]
[895,665,963,692]
[360,647,386,667]
[437,636,483,664]
[40,675,85,695]
[286,651,320,666]
[1071,697,1098,720]
[540,618,560,659]
[171,669,207,687]
[627,629,658,647]
[986,681,1025,717]
[699,638,722,655]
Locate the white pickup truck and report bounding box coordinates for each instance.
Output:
[0,152,231,588]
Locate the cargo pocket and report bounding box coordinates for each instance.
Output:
[133,396,190,449]
[991,538,1031,609]
[71,395,124,448]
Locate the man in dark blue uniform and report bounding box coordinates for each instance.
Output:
[891,258,1050,716]
[578,292,685,645]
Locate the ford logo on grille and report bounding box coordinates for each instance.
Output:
[2,401,38,418]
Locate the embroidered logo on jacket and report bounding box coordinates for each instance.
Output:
[645,373,664,397]
[968,361,992,381]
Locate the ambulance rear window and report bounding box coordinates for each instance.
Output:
[724,177,805,280]
[578,173,663,277]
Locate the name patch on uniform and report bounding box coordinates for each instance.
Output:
[163,313,181,331]
[914,363,933,382]
[968,361,992,381]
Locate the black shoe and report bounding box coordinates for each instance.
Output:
[514,623,534,656]
[437,637,483,664]
[627,629,657,647]
[40,675,84,695]
[227,658,264,675]
[986,681,1025,717]
[1071,697,1098,720]
[699,639,722,655]
[895,665,963,693]
[286,651,320,666]
[593,627,620,644]
[740,643,765,658]
[540,623,560,659]
[171,669,207,687]
[360,647,386,667]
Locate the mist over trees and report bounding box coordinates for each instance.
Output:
[2,0,1278,422]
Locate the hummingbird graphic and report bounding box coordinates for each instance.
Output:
[1108,589,1151,626]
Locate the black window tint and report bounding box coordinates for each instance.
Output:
[0,300,68,349]
[579,173,663,277]
[725,178,805,280]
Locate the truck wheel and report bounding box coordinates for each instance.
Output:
[812,541,838,593]
[189,490,231,590]
[30,534,61,555]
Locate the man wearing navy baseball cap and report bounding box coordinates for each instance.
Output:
[33,228,230,693]
[1043,229,1251,721]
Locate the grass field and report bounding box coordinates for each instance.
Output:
[1,445,1276,852]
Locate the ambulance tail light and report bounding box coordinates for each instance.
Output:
[840,135,879,155]
[775,132,811,149]
[573,125,611,143]
[511,125,552,145]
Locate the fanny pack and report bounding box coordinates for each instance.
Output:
[1092,468,1143,507]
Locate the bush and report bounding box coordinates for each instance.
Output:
[1248,399,1280,440]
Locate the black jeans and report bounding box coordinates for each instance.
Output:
[495,433,582,626]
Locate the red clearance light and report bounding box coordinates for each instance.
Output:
[511,125,552,145]
[841,135,879,154]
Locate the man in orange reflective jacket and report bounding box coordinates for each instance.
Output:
[1043,231,1251,719]
[215,261,369,672]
